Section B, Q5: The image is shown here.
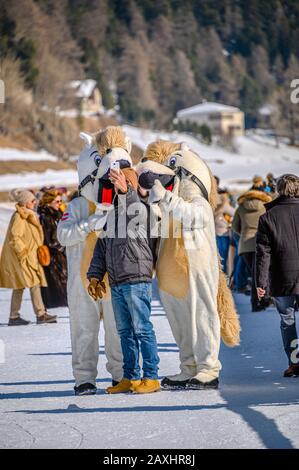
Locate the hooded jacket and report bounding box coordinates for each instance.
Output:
[87,187,154,287]
[232,189,272,255]
[255,196,299,296]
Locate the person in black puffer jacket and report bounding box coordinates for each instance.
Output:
[256,174,299,378]
[87,167,160,395]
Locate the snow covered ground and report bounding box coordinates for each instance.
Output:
[0,170,78,192]
[0,148,58,162]
[0,284,298,449]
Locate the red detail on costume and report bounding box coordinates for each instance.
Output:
[165,184,174,192]
[61,213,69,221]
[102,187,113,204]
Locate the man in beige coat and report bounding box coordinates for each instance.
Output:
[0,190,56,325]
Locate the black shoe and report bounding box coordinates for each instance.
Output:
[112,380,119,387]
[161,377,189,390]
[74,383,97,396]
[8,317,30,326]
[283,365,299,377]
[186,378,219,390]
[37,313,57,324]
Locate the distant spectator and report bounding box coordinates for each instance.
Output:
[38,189,68,309]
[251,175,265,192]
[0,190,56,325]
[215,191,235,273]
[256,174,299,377]
[265,173,277,194]
[232,181,272,311]
[228,231,250,292]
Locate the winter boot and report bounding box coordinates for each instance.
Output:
[74,383,97,396]
[283,364,299,377]
[106,378,141,394]
[186,377,219,390]
[8,317,30,326]
[134,379,161,394]
[161,376,189,390]
[37,313,57,324]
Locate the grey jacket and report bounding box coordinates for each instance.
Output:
[87,187,154,287]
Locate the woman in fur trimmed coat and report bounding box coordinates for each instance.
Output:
[38,189,68,309]
[0,189,57,325]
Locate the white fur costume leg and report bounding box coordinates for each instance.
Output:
[157,187,221,383]
[58,196,123,387]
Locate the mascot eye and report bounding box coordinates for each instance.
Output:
[94,154,101,167]
[169,156,177,168]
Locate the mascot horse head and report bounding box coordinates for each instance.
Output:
[77,127,132,205]
[93,126,133,206]
[137,140,218,209]
[77,132,101,202]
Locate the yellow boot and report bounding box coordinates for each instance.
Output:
[106,378,141,394]
[134,379,161,394]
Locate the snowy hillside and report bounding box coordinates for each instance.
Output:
[0,128,298,194]
[123,126,299,191]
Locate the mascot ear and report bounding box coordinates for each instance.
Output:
[125,136,132,154]
[79,132,94,148]
[180,142,190,152]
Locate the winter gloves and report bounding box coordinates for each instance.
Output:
[79,207,113,234]
[87,277,107,301]
[148,179,167,204]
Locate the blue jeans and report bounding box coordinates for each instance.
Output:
[111,282,159,380]
[231,233,250,290]
[274,296,299,365]
[216,235,230,273]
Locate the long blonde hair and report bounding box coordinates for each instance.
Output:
[39,189,60,207]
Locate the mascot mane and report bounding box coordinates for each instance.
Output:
[96,126,131,155]
[144,140,181,164]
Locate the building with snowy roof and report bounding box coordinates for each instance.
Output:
[176,102,244,137]
[63,79,104,115]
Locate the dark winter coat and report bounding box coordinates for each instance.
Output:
[255,196,299,296]
[38,205,68,308]
[87,187,154,287]
[232,189,272,255]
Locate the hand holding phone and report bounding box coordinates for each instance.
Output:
[110,161,120,173]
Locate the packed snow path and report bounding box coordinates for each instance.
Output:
[0,283,298,449]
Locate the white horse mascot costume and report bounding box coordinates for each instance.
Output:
[137,140,240,390]
[57,128,128,395]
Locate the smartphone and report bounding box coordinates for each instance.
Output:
[110,161,120,173]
